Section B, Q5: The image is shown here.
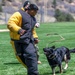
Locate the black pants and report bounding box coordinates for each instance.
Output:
[14,41,39,75]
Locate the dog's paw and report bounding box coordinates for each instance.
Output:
[53,74,55,75]
[64,64,68,70]
[60,70,63,73]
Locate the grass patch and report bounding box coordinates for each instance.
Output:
[0,22,75,75]
[0,24,7,29]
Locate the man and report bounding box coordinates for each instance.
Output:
[23,1,41,64]
[23,1,31,10]
[7,3,39,75]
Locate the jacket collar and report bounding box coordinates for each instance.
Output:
[21,7,25,11]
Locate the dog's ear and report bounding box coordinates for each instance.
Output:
[51,45,55,49]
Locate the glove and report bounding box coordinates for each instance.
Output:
[18,29,26,35]
[34,38,39,44]
[35,22,40,28]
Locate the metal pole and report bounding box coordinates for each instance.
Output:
[0,0,2,5]
[44,0,48,22]
[44,0,45,22]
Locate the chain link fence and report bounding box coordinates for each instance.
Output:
[0,0,75,24]
[0,0,57,24]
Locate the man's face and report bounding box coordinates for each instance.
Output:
[29,10,38,16]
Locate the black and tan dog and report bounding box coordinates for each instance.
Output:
[43,46,75,75]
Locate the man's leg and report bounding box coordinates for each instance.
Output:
[13,41,27,68]
[22,43,39,75]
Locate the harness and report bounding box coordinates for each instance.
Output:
[48,53,56,59]
[17,9,36,44]
[19,9,36,30]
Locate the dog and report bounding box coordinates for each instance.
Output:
[43,46,75,75]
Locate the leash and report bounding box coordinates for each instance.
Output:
[46,33,65,47]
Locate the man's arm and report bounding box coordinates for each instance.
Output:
[7,12,22,33]
[32,27,38,38]
[32,27,39,44]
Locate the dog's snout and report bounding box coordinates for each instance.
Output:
[43,48,45,50]
[43,48,46,51]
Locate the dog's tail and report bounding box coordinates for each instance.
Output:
[66,48,71,60]
[66,48,75,60]
[70,48,75,53]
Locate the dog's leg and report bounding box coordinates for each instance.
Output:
[64,54,68,70]
[59,64,63,73]
[51,67,56,75]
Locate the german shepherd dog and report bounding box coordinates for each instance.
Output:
[43,46,75,75]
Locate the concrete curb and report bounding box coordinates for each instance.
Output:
[0,29,9,32]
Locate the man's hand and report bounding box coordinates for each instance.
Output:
[34,38,39,44]
[35,22,40,28]
[18,29,26,35]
